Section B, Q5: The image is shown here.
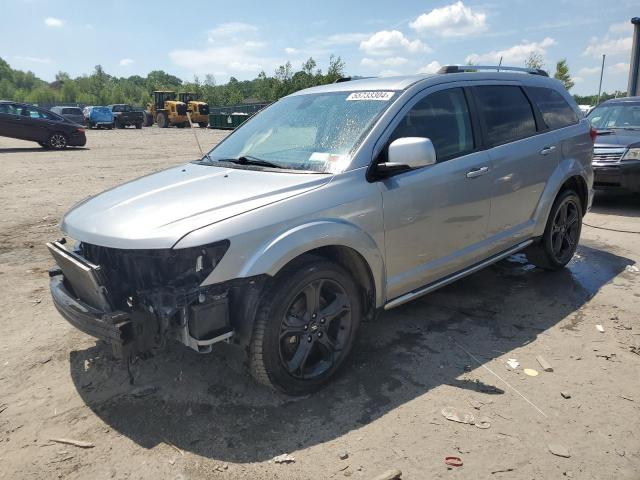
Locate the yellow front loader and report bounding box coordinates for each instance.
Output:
[178,92,210,128]
[144,91,189,128]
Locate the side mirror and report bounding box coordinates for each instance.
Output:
[374,137,437,178]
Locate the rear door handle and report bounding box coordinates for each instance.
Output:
[540,146,556,156]
[466,166,490,178]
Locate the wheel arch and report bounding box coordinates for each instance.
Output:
[533,159,591,237]
[235,220,386,309]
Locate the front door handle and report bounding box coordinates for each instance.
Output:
[540,146,556,156]
[466,166,490,178]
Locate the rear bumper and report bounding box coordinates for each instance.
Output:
[593,160,640,192]
[69,134,86,147]
[50,274,133,357]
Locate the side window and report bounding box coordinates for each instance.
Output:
[474,86,537,147]
[527,87,579,130]
[390,88,474,162]
[40,110,60,120]
[22,107,43,119]
[0,104,20,115]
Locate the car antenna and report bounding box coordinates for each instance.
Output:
[185,111,205,158]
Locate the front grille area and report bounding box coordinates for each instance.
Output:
[78,241,229,309]
[593,152,623,163]
[593,148,625,164]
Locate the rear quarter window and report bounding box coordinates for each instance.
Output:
[473,85,537,147]
[527,87,578,130]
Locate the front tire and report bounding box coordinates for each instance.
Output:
[157,112,168,128]
[48,132,68,150]
[249,257,361,395]
[527,189,582,270]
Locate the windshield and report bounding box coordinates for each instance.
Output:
[203,91,396,173]
[94,107,111,114]
[588,103,640,129]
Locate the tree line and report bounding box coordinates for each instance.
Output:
[0,56,346,108]
[0,53,625,109]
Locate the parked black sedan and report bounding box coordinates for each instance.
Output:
[588,97,640,193]
[0,100,86,149]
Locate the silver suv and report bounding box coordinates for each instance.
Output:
[48,65,594,395]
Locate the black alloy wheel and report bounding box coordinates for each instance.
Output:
[549,197,580,264]
[527,189,582,270]
[279,278,352,380]
[249,257,361,395]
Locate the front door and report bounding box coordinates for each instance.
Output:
[379,87,493,301]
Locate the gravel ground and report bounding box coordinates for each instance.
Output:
[0,127,639,480]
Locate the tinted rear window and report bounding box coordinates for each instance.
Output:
[62,108,82,115]
[474,86,537,147]
[527,87,578,130]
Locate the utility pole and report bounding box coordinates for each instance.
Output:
[597,54,605,105]
[628,17,640,96]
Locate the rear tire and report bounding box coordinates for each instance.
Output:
[48,132,68,149]
[157,112,168,128]
[249,257,361,395]
[526,189,582,270]
[198,122,208,128]
[135,122,142,129]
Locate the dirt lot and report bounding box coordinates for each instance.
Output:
[0,128,639,480]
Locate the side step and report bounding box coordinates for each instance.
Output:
[384,240,533,310]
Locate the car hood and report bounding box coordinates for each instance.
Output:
[594,129,640,149]
[62,163,332,249]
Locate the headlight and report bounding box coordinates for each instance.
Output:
[622,148,640,161]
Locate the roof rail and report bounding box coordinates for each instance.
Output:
[437,65,549,77]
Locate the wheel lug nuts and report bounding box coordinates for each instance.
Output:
[307,336,312,342]
[317,332,323,337]
[304,325,308,330]
[320,318,325,324]
[312,313,317,319]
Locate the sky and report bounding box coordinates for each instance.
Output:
[1,0,638,96]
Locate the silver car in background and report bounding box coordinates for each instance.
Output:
[50,106,85,125]
[47,65,594,395]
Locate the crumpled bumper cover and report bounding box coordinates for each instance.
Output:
[49,274,133,357]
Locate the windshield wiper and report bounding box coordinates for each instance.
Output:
[219,156,284,169]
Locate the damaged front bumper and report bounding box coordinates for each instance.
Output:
[47,240,236,358]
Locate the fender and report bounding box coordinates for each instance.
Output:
[532,157,592,237]
[201,220,386,308]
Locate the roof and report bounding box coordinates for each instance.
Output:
[289,70,560,97]
[601,96,640,104]
[289,75,434,96]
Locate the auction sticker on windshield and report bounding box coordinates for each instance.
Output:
[346,91,395,101]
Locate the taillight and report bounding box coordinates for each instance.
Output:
[589,126,597,143]
[77,128,85,133]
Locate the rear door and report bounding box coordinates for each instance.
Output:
[0,103,24,138]
[21,106,60,142]
[472,84,560,251]
[379,86,493,300]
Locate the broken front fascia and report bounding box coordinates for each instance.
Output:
[50,239,243,357]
